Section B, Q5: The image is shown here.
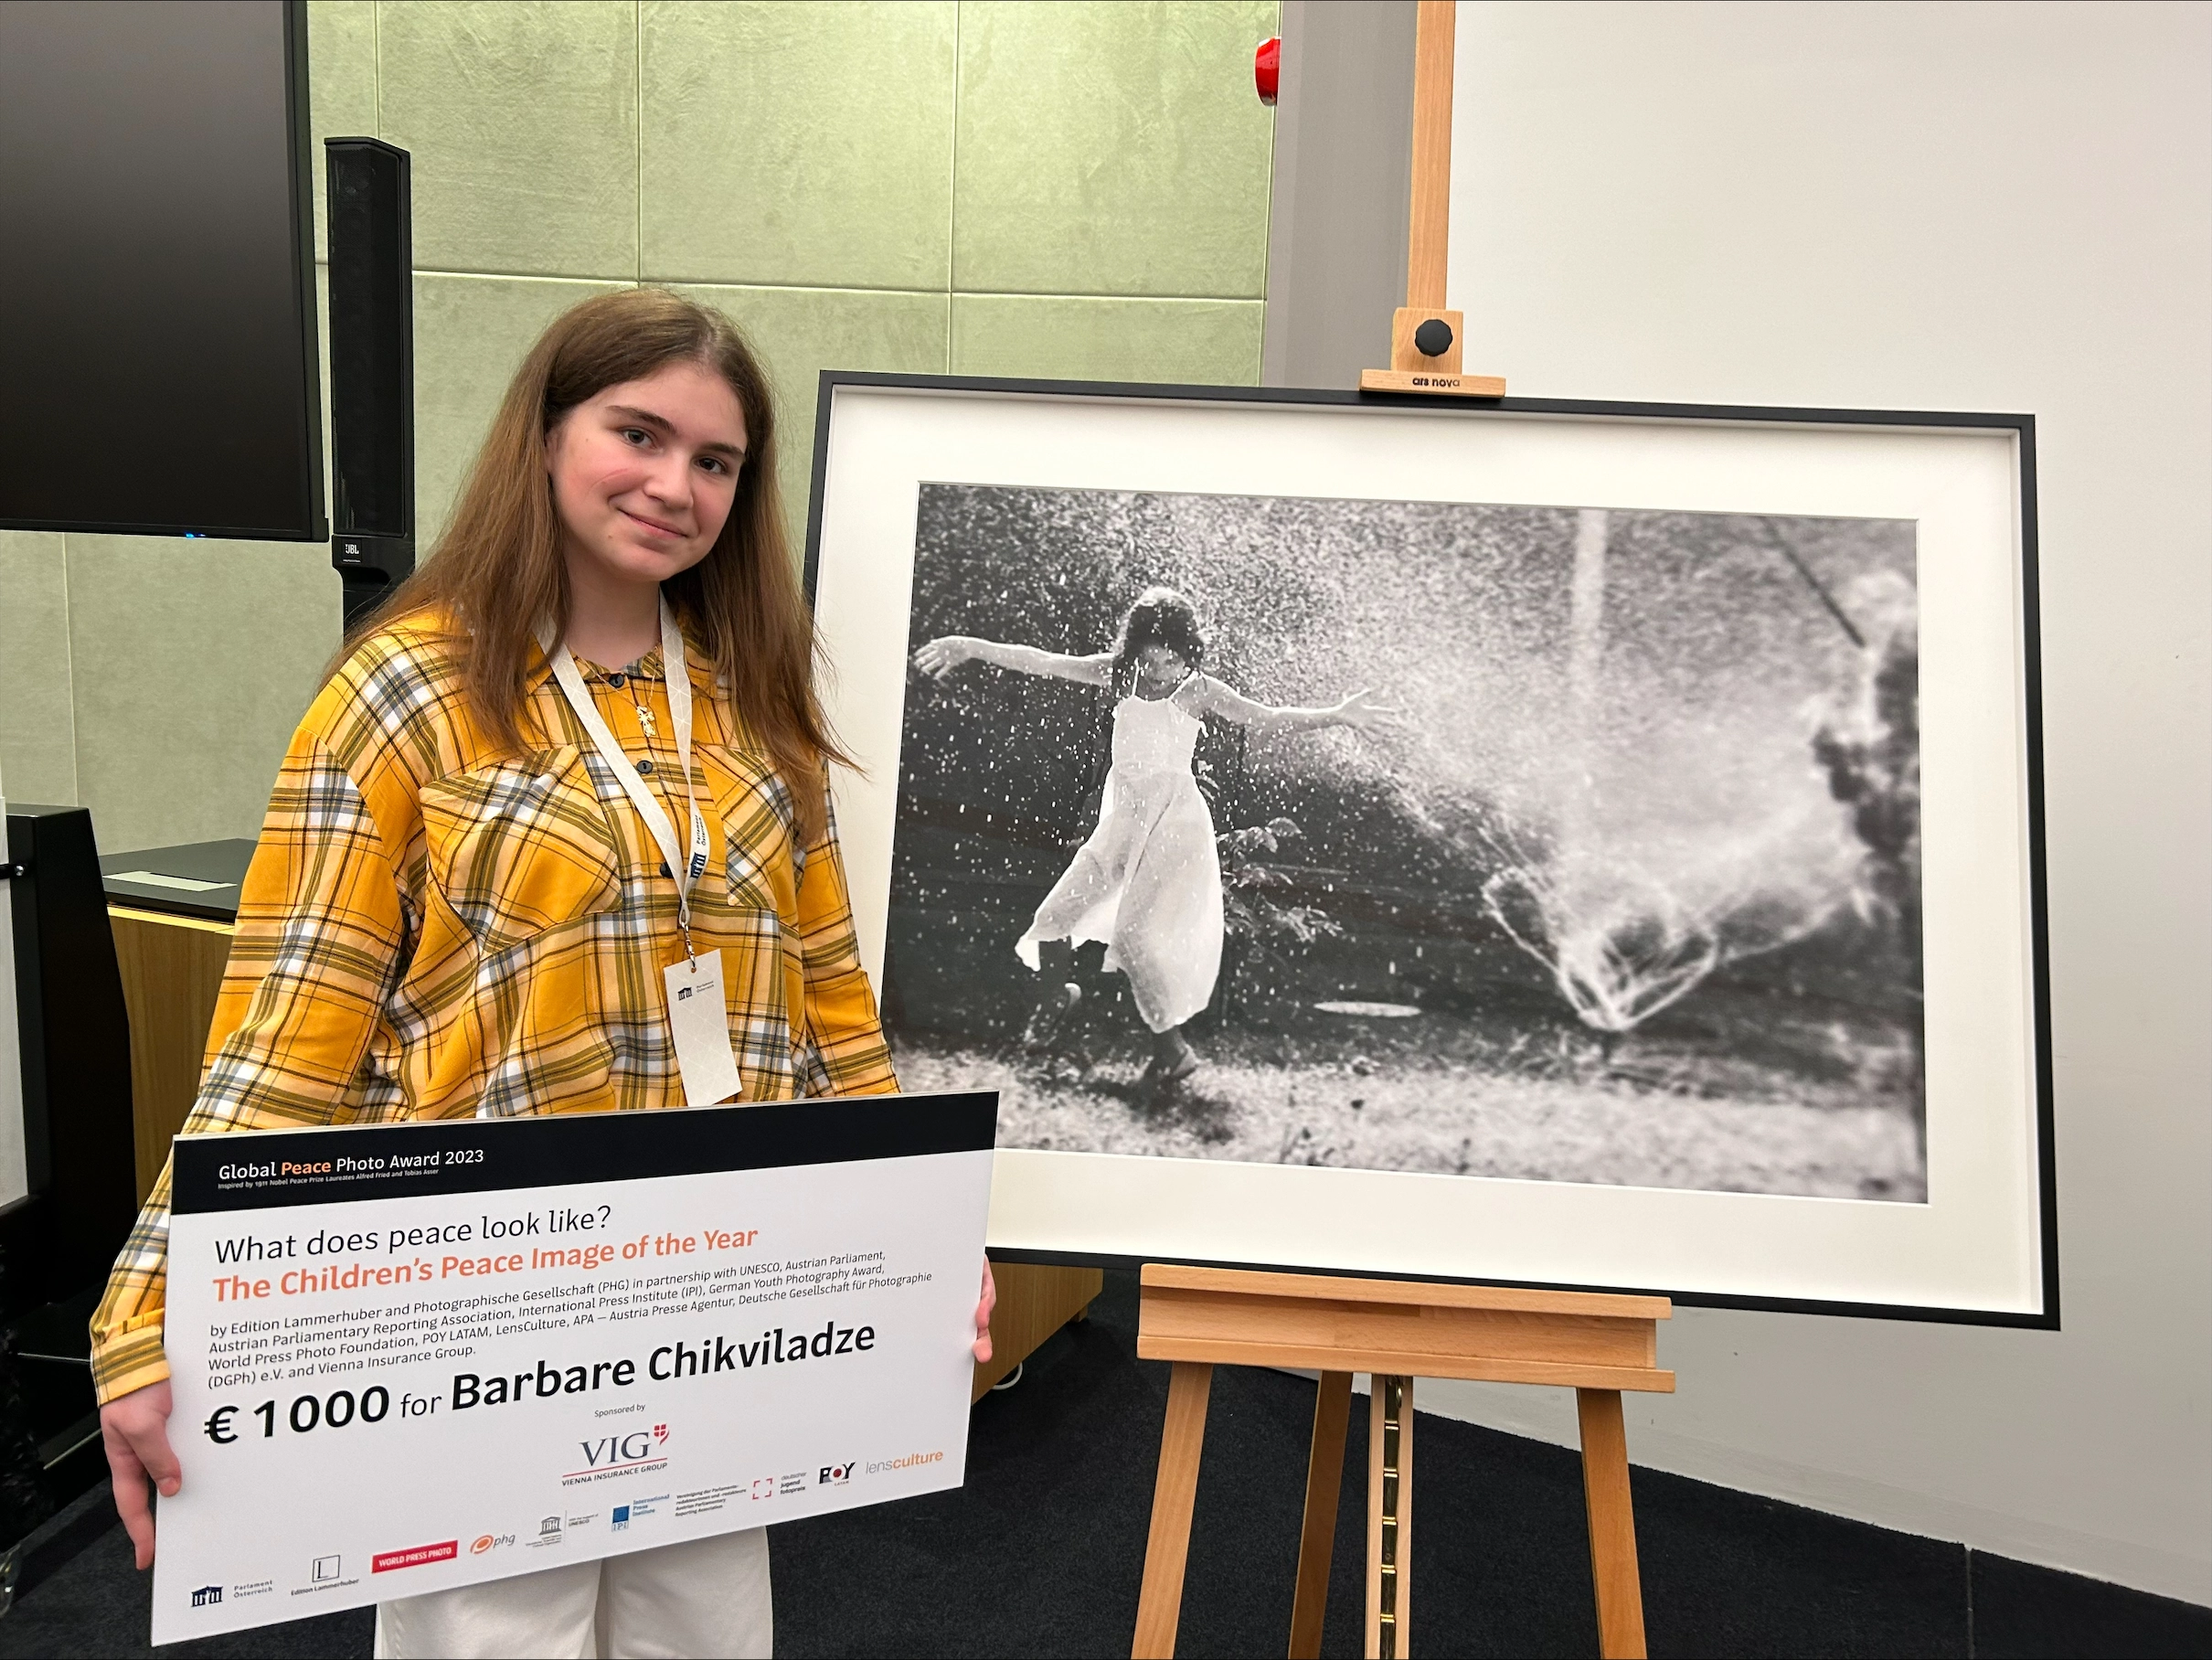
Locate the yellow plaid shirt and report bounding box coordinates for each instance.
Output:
[90,614,897,1403]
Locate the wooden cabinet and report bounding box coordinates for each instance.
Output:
[973,1262,1103,1401]
[108,905,232,1203]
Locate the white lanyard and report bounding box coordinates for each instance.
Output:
[540,597,712,956]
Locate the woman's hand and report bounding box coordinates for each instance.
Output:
[912,636,977,679]
[101,1380,179,1570]
[973,1258,996,1363]
[1333,688,1408,732]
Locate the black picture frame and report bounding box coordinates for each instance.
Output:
[803,372,2054,1329]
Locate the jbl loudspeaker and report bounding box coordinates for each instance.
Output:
[324,137,413,627]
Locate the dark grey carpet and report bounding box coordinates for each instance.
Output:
[1,1272,2203,1657]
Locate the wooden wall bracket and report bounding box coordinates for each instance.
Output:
[1129,1263,1673,1659]
[1359,0,1505,399]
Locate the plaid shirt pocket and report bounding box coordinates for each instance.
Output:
[701,742,800,915]
[420,744,622,954]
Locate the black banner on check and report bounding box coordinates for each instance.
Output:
[171,1091,999,1215]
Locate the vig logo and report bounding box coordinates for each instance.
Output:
[575,1427,670,1472]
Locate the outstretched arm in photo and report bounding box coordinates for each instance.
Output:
[1186,675,1405,735]
[913,635,1112,686]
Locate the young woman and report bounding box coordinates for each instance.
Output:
[914,586,1398,1090]
[92,288,991,1659]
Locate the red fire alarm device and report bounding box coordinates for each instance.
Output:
[1254,36,1280,105]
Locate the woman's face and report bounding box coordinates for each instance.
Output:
[547,358,748,591]
[1133,644,1188,690]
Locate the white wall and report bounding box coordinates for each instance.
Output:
[1427,0,2210,1604]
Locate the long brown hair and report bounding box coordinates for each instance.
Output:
[344,286,844,839]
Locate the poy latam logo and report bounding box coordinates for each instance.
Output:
[819,1461,854,1487]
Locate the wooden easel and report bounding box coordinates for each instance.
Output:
[1359,0,1505,399]
[1130,1265,1672,1659]
[1134,11,1659,1650]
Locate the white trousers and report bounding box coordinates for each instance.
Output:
[372,1528,771,1659]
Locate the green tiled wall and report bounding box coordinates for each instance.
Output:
[643,4,959,291]
[0,0,1276,850]
[952,2,1277,298]
[0,531,77,809]
[62,539,344,850]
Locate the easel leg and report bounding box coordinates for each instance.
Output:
[1288,1370,1353,1658]
[1365,1375,1412,1659]
[1133,1361,1215,1659]
[1575,1388,1648,1660]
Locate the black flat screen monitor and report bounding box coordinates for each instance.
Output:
[0,0,324,540]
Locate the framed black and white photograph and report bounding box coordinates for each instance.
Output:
[806,377,2052,1325]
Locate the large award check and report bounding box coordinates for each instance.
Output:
[149,1091,996,1644]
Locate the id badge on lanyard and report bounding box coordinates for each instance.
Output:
[542,599,740,1106]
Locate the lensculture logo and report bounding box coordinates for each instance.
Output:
[866,1450,946,1474]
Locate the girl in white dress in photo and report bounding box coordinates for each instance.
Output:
[914,587,1399,1092]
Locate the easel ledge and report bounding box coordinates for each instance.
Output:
[1136,1264,1675,1392]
